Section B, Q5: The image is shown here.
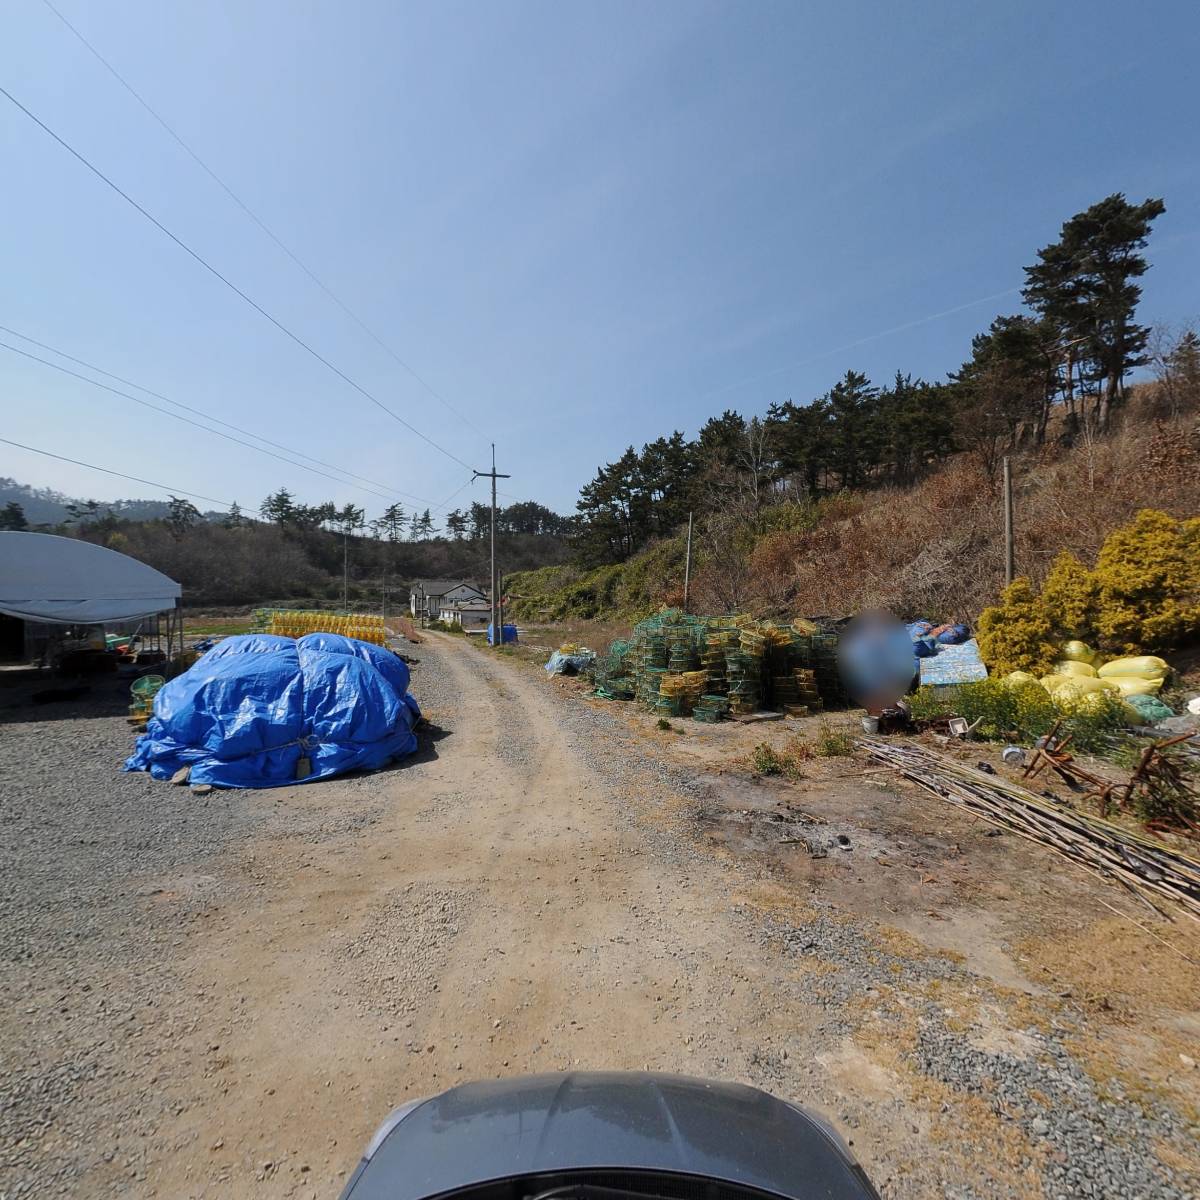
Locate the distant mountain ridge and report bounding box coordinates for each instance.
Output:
[0,478,220,525]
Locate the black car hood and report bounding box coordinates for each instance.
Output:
[345,1072,877,1200]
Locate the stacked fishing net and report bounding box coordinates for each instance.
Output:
[592,638,635,699]
[600,607,841,721]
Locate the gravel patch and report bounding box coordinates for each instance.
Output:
[0,644,448,1198]
[498,664,1200,1200]
[336,883,474,1020]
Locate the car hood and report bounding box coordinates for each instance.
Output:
[344,1071,876,1200]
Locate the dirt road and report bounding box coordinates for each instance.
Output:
[2,634,1198,1199]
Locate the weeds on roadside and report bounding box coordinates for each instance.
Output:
[814,720,855,757]
[908,678,1129,756]
[750,740,809,779]
[656,717,673,731]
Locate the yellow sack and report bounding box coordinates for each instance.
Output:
[1097,655,1168,679]
[1113,675,1164,697]
[1060,640,1097,664]
[1003,670,1040,689]
[1060,690,1140,722]
[1042,675,1119,697]
[1051,660,1097,678]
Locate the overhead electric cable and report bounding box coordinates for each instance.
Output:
[703,287,1023,400]
[0,84,475,472]
[0,435,233,508]
[0,339,409,506]
[39,0,485,440]
[436,477,476,510]
[0,326,444,509]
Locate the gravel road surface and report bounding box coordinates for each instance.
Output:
[1,636,1197,1199]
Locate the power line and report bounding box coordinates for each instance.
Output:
[0,338,405,506]
[0,325,445,510]
[702,287,1023,401]
[436,477,476,510]
[0,435,233,508]
[39,0,486,440]
[0,83,475,473]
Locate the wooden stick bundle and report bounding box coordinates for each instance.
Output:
[860,738,1200,922]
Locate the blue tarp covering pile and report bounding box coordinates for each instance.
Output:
[125,633,420,788]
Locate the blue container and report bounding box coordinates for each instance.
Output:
[487,623,519,645]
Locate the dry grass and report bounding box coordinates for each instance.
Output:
[1017,914,1200,1125]
[694,404,1200,621]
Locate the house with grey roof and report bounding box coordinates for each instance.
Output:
[409,579,487,621]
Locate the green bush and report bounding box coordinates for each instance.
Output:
[1094,509,1200,653]
[1040,550,1101,643]
[751,743,786,774]
[976,578,1058,676]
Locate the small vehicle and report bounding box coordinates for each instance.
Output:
[339,1071,881,1200]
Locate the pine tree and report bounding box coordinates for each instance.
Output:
[260,488,297,525]
[445,509,468,539]
[1164,329,1200,414]
[1024,194,1165,431]
[165,495,200,540]
[0,501,28,530]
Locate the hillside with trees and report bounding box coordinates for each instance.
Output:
[509,194,1200,625]
[0,486,573,608]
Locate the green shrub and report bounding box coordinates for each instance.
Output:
[1040,550,1101,643]
[909,679,1126,755]
[656,717,673,731]
[976,578,1057,676]
[1093,509,1200,653]
[1054,690,1130,754]
[909,677,1057,740]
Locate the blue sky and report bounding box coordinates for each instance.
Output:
[2,1,1198,521]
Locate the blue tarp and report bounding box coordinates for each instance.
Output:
[125,632,420,789]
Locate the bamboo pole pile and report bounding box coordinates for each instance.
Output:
[860,737,1200,922]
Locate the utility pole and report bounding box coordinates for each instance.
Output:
[683,511,694,612]
[1002,456,1014,587]
[473,444,510,647]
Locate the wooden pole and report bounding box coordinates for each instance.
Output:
[1002,456,1014,586]
[473,445,510,649]
[683,511,694,611]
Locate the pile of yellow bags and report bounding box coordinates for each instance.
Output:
[1097,655,1169,696]
[1001,641,1169,715]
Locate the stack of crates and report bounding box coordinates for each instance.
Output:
[693,694,731,723]
[812,631,846,706]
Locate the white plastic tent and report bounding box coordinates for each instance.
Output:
[0,531,181,624]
